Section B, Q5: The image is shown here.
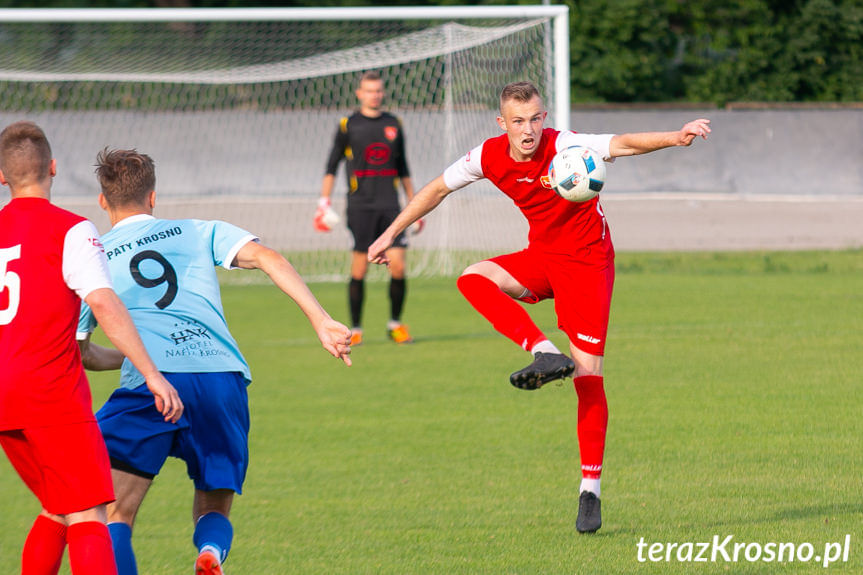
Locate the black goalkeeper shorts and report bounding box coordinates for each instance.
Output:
[347,206,408,252]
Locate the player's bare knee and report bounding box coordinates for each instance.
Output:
[460,261,489,277]
[107,499,139,525]
[574,364,603,378]
[39,510,66,525]
[461,262,528,299]
[65,505,108,526]
[389,262,406,278]
[460,262,504,287]
[570,346,604,377]
[193,488,234,521]
[350,260,368,279]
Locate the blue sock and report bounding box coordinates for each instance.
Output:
[108,522,137,575]
[193,512,233,563]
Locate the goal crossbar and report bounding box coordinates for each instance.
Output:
[0,20,547,85]
[0,6,568,23]
[0,6,570,129]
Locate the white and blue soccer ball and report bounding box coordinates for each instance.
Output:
[547,146,606,202]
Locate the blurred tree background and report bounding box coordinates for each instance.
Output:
[0,0,860,105]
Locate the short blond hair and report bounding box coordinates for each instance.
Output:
[0,121,52,188]
[499,81,541,114]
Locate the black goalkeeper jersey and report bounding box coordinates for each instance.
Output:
[324,111,410,210]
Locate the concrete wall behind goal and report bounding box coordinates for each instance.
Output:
[569,106,863,251]
[569,107,862,197]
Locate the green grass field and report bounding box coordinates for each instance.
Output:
[2,250,862,574]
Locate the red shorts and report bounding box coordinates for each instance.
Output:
[0,421,114,515]
[490,245,615,356]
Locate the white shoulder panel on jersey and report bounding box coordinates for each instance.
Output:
[63,220,113,300]
[443,141,486,191]
[557,131,615,162]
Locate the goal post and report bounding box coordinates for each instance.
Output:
[0,6,570,281]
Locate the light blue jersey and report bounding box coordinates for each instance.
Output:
[79,215,256,389]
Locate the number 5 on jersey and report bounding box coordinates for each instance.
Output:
[0,245,22,325]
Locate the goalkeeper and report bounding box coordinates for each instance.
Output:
[316,70,418,346]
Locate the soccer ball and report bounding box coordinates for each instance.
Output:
[547,146,606,202]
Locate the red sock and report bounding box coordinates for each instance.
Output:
[574,375,608,479]
[22,515,67,575]
[66,522,118,575]
[457,274,545,350]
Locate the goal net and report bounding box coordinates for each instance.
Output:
[0,7,569,281]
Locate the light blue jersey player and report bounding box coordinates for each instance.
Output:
[79,216,255,390]
[77,149,352,575]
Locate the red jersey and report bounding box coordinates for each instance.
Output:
[0,197,111,430]
[444,127,615,258]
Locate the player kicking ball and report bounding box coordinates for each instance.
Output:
[368,81,710,533]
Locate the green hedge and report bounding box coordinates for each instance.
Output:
[1,0,860,105]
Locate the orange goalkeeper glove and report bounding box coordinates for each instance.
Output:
[313,197,339,232]
[409,218,425,235]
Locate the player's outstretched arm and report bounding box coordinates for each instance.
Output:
[232,242,352,366]
[609,118,711,157]
[84,287,184,423]
[368,174,452,265]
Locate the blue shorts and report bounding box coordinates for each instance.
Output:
[96,372,250,493]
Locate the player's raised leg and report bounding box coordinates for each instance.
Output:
[456,258,574,389]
